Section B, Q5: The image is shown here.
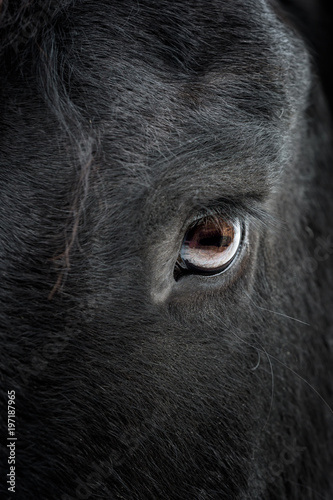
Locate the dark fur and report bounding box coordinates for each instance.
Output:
[0,1,332,498]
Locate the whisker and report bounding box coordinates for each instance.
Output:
[252,305,310,326]
[262,352,333,416]
[212,311,333,417]
[260,345,275,432]
[244,291,311,326]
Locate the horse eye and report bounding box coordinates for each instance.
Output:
[176,216,242,277]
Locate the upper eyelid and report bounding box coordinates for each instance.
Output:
[184,198,274,230]
[185,205,240,226]
[183,203,246,230]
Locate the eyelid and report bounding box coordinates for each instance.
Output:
[183,206,241,233]
[181,197,273,232]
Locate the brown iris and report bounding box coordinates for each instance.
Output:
[177,217,241,275]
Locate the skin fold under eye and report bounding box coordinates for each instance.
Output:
[175,216,242,277]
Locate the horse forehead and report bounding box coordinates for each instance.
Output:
[75,0,310,212]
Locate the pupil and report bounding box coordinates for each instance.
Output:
[200,236,220,246]
[197,231,232,249]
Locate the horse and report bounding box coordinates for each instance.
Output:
[0,1,332,498]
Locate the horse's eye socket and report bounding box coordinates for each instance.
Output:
[176,217,242,277]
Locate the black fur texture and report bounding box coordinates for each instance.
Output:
[0,1,332,499]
